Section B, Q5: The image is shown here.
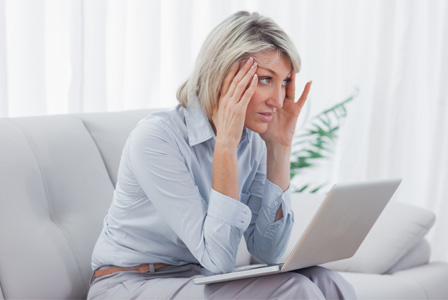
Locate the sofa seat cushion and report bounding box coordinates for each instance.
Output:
[341,262,448,300]
[340,271,427,299]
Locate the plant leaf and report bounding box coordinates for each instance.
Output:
[290,89,358,193]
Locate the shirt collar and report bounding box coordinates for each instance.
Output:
[184,95,215,146]
[183,95,250,147]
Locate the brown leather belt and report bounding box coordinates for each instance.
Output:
[94,263,169,278]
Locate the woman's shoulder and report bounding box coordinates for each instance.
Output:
[124,105,189,151]
[135,105,187,135]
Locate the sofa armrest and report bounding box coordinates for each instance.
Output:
[321,200,435,274]
[386,239,430,274]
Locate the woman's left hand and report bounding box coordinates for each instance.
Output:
[260,72,312,148]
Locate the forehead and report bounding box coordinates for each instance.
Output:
[253,50,292,76]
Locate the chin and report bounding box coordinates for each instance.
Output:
[246,122,269,134]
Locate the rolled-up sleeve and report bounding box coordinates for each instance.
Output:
[207,189,252,230]
[244,152,294,264]
[204,189,252,272]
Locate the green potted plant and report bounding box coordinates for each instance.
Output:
[290,91,357,193]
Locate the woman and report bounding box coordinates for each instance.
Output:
[88,11,356,299]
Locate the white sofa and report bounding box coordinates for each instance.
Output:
[0,109,447,299]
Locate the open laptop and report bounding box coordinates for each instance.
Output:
[194,178,401,284]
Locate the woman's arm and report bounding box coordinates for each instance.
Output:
[245,76,312,263]
[243,144,294,264]
[261,73,312,221]
[128,122,251,274]
[265,142,291,221]
[212,58,258,201]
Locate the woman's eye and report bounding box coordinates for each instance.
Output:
[259,77,272,84]
[282,78,292,86]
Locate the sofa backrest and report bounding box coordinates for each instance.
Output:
[0,110,152,299]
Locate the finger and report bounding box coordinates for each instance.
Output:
[227,57,255,98]
[286,71,296,100]
[239,73,258,108]
[212,102,219,117]
[220,62,239,97]
[296,81,312,110]
[231,61,257,102]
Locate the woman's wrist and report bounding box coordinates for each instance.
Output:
[265,141,291,154]
[212,140,239,200]
[265,143,291,192]
[215,136,239,152]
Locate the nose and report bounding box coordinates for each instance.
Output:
[266,85,284,109]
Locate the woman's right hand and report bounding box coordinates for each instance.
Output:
[212,57,258,150]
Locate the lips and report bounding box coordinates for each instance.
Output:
[258,112,274,122]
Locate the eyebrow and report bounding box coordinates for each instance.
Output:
[257,66,276,75]
[258,65,292,78]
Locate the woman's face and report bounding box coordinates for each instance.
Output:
[243,50,292,133]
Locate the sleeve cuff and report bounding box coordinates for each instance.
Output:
[207,189,252,230]
[262,179,292,218]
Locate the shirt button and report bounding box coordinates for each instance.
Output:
[274,201,279,206]
[276,192,281,197]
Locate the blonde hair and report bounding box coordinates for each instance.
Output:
[176,11,301,118]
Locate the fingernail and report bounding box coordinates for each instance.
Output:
[251,62,257,69]
[247,57,253,64]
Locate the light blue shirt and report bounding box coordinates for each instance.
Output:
[91,98,294,274]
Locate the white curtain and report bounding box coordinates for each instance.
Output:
[1,0,447,262]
